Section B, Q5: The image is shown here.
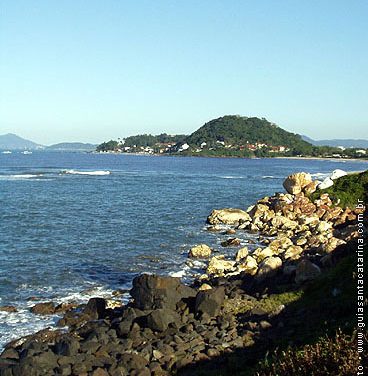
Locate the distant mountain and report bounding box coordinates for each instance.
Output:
[302,135,368,148]
[47,142,97,151]
[0,133,44,150]
[181,115,312,153]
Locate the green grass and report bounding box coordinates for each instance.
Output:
[309,170,368,208]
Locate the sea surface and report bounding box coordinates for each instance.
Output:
[0,151,367,349]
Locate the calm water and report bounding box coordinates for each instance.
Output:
[0,151,367,348]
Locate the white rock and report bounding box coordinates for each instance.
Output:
[318,177,334,190]
[330,169,347,180]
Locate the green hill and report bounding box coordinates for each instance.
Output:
[124,133,186,147]
[178,116,313,156]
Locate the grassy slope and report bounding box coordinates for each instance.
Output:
[309,170,368,208]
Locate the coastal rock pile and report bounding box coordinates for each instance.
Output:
[0,274,263,376]
[0,170,365,376]
[202,171,362,282]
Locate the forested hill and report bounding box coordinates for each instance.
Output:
[95,116,367,159]
[184,116,312,153]
[123,133,186,147]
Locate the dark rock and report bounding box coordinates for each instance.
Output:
[144,309,180,332]
[54,337,80,356]
[28,350,58,369]
[56,363,72,375]
[91,368,110,376]
[221,238,241,247]
[57,355,75,366]
[120,353,148,372]
[83,298,106,320]
[131,274,195,311]
[72,361,88,374]
[54,303,77,315]
[110,365,128,376]
[0,348,19,360]
[30,302,55,315]
[57,311,90,328]
[195,287,225,317]
[0,305,17,313]
[116,307,139,336]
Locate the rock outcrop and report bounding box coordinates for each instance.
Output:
[207,208,251,225]
[188,244,212,258]
[283,172,312,194]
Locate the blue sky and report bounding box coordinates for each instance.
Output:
[0,1,367,144]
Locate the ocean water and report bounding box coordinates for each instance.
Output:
[0,151,367,349]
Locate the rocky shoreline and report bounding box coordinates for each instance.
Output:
[0,171,365,376]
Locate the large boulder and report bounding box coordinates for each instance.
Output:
[303,180,319,195]
[268,236,293,251]
[144,308,180,332]
[271,216,298,230]
[235,247,249,261]
[295,259,321,284]
[206,256,236,277]
[256,256,282,280]
[253,247,275,263]
[237,255,258,275]
[283,172,312,195]
[321,237,346,253]
[207,208,251,225]
[248,204,271,219]
[30,302,56,315]
[283,245,303,260]
[195,287,225,317]
[83,297,106,320]
[188,244,212,258]
[130,274,196,311]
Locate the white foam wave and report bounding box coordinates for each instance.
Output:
[262,175,276,179]
[0,283,123,351]
[219,175,245,179]
[0,174,43,180]
[62,170,111,176]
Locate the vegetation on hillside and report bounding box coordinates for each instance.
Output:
[123,133,186,147]
[256,330,364,376]
[96,140,120,152]
[183,115,312,155]
[95,115,368,159]
[310,170,368,208]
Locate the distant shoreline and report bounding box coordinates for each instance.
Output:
[94,151,368,163]
[273,156,368,163]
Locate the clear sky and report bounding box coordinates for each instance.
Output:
[0,1,367,145]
